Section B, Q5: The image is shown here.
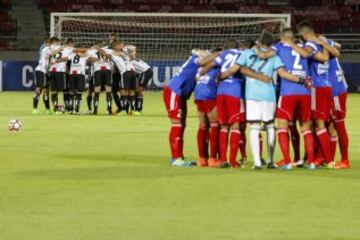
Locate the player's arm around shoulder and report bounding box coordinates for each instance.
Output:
[197,50,221,67]
[219,64,241,80]
[318,36,341,58]
[240,67,270,83]
[287,40,312,58]
[305,39,329,62]
[255,46,276,59]
[199,53,220,77]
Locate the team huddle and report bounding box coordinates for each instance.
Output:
[32,33,153,115]
[163,22,349,170]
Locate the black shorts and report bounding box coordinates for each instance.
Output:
[69,74,86,92]
[112,72,121,93]
[121,71,137,90]
[138,68,153,88]
[94,70,112,87]
[64,73,70,90]
[34,71,49,88]
[50,72,66,92]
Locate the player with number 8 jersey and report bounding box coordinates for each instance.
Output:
[68,50,89,114]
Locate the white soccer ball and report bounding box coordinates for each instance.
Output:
[8,119,22,132]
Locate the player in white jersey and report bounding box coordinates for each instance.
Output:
[120,45,137,115]
[64,39,76,112]
[88,40,113,115]
[32,37,51,115]
[129,50,153,115]
[65,49,89,114]
[49,38,74,113]
[85,60,94,114]
[97,43,136,115]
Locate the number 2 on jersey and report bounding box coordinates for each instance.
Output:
[221,54,237,72]
[291,50,302,70]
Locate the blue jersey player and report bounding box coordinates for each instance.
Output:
[256,29,315,169]
[163,50,210,167]
[223,32,309,170]
[193,49,225,167]
[294,22,334,169]
[203,39,272,168]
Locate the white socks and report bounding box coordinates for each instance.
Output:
[266,123,276,164]
[250,124,261,167]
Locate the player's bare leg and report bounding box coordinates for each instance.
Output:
[105,85,112,115]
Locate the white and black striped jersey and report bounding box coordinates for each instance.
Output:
[130,59,151,74]
[50,46,74,73]
[88,48,112,72]
[69,52,89,75]
[35,46,51,73]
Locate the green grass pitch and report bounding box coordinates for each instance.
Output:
[0,91,360,240]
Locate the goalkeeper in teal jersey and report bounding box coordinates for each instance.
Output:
[222,32,308,169]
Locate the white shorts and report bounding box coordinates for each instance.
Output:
[246,99,276,122]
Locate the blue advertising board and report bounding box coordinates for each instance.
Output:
[0,60,360,92]
[0,60,184,91]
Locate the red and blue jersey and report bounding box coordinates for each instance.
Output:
[272,42,310,96]
[213,49,244,99]
[327,39,347,96]
[167,55,199,99]
[305,41,331,88]
[194,67,219,100]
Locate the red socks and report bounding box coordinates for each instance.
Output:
[229,129,241,165]
[219,128,228,162]
[289,123,300,161]
[197,126,207,158]
[278,128,291,164]
[169,124,183,159]
[334,120,349,163]
[330,136,338,163]
[302,130,315,164]
[316,128,332,163]
[209,122,219,159]
[239,131,247,159]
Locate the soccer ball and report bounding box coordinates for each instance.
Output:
[8,119,22,132]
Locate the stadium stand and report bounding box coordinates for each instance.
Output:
[0,0,17,49]
[1,0,360,50]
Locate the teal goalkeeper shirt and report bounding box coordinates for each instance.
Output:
[236,48,284,103]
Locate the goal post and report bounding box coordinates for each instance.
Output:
[50,12,291,89]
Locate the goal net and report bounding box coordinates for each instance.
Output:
[50,13,291,90]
